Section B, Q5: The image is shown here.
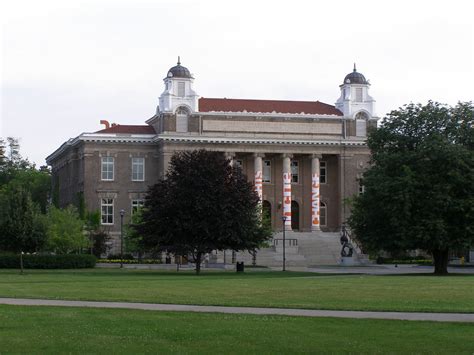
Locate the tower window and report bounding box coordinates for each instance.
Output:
[176,107,189,133]
[355,88,363,102]
[178,82,185,97]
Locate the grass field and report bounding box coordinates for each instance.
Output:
[1,305,473,354]
[0,269,473,313]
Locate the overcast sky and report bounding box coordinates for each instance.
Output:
[1,0,473,166]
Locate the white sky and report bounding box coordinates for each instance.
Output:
[1,0,473,166]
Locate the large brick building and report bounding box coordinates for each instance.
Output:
[47,60,379,260]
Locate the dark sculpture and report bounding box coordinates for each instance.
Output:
[340,225,354,257]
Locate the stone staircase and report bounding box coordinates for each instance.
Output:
[220,231,354,267]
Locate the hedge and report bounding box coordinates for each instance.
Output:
[0,253,96,269]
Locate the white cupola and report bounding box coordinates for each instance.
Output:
[158,57,199,114]
[335,64,376,119]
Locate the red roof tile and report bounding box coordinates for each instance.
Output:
[199,98,342,116]
[96,125,156,134]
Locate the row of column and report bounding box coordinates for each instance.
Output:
[253,153,322,232]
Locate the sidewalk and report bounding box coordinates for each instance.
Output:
[1,298,473,323]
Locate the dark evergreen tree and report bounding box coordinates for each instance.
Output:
[348,101,474,275]
[135,150,272,274]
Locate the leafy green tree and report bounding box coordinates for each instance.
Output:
[135,150,272,274]
[348,101,474,275]
[45,206,88,254]
[0,186,47,253]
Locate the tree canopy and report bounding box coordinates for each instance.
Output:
[135,149,272,274]
[348,101,474,275]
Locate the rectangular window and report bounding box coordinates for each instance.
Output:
[178,82,185,97]
[263,160,271,183]
[320,161,327,184]
[131,199,144,215]
[101,157,114,181]
[359,181,365,195]
[291,161,299,183]
[356,119,367,137]
[101,198,114,224]
[132,157,145,181]
[355,88,363,102]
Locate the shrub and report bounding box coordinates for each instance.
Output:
[0,253,96,269]
[107,253,135,260]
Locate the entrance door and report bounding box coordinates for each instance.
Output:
[291,200,299,231]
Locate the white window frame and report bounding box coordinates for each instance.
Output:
[320,201,327,227]
[355,87,363,102]
[101,198,114,225]
[132,157,145,181]
[131,199,144,215]
[320,161,327,184]
[263,160,272,183]
[291,160,299,183]
[101,157,114,181]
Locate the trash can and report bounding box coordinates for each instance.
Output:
[236,261,244,272]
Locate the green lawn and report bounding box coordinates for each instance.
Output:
[1,305,473,354]
[0,269,473,313]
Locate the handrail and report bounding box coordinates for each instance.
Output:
[273,238,298,247]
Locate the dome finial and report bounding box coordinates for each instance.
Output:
[177,56,181,65]
[353,63,357,72]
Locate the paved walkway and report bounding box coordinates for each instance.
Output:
[1,298,473,323]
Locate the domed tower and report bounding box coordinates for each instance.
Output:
[158,57,199,114]
[335,64,376,137]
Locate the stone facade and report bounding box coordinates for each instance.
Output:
[47,60,379,255]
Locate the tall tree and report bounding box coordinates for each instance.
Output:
[135,150,272,274]
[348,101,474,275]
[0,186,47,253]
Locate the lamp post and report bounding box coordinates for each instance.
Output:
[120,209,125,269]
[281,215,287,271]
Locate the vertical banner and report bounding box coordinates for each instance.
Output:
[255,170,263,202]
[283,172,292,229]
[311,172,320,230]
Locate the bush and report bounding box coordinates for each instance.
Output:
[107,253,135,260]
[98,258,162,264]
[375,256,433,265]
[0,253,96,269]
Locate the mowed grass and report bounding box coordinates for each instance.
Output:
[0,269,473,313]
[1,305,473,354]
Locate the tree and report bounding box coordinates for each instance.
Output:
[135,149,272,274]
[348,101,474,275]
[45,206,88,254]
[0,186,47,253]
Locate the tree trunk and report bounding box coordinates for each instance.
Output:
[20,251,24,275]
[432,249,449,275]
[195,252,202,275]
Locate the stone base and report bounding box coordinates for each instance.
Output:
[339,256,358,266]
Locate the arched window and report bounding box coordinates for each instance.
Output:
[320,201,327,227]
[355,111,369,137]
[176,107,189,133]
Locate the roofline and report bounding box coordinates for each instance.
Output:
[153,135,368,147]
[46,133,156,164]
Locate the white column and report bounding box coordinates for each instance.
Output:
[254,154,263,203]
[311,154,322,231]
[282,154,292,231]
